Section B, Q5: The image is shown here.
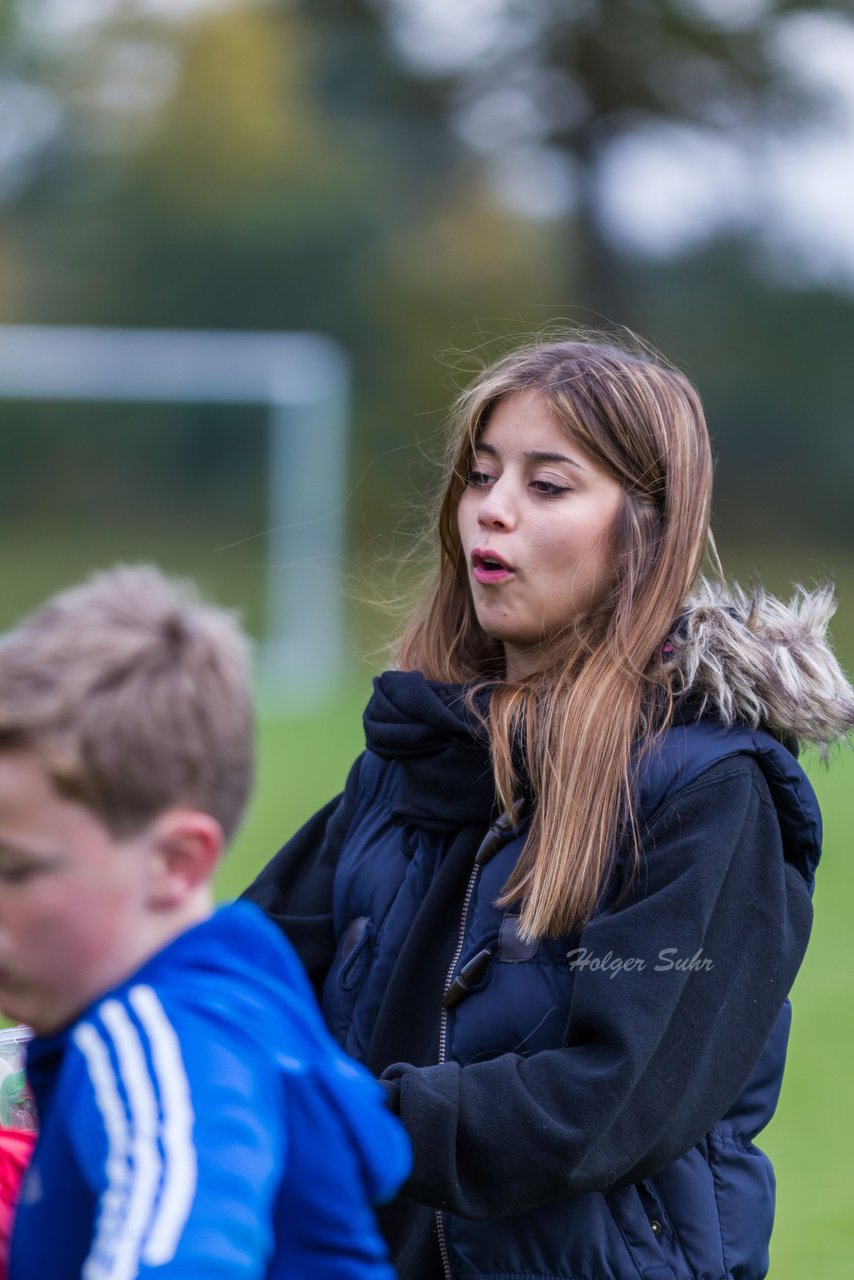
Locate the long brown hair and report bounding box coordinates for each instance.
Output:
[396,335,716,939]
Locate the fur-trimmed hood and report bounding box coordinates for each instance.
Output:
[670,580,854,755]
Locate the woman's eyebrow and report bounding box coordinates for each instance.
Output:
[475,442,587,473]
[0,839,39,860]
[524,449,587,473]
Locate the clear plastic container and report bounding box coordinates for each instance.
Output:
[0,1027,36,1131]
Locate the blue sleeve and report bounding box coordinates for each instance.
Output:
[67,985,285,1279]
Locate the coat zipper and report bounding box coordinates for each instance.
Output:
[433,802,524,1280]
[435,858,481,1280]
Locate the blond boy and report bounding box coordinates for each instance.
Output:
[0,567,409,1280]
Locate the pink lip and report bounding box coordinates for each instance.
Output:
[471,547,514,584]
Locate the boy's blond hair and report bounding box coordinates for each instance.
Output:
[0,566,253,840]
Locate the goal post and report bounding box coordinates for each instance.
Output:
[0,324,350,701]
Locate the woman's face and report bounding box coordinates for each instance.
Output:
[457,390,624,679]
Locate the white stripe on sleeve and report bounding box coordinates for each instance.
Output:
[92,998,163,1280]
[127,985,197,1265]
[72,1021,132,1278]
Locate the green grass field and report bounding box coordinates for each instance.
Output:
[759,751,854,1279]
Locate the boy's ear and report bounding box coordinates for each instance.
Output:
[144,810,224,909]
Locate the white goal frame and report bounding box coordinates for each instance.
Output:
[0,324,350,700]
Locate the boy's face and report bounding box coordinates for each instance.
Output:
[0,750,153,1036]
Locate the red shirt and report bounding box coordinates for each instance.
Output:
[0,1130,36,1280]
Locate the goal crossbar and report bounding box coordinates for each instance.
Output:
[0,324,350,700]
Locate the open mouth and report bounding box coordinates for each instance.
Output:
[471,548,513,582]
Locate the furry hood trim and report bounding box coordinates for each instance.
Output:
[670,580,854,756]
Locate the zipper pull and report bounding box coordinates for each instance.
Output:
[442,948,493,1009]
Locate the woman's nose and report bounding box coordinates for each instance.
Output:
[477,480,516,530]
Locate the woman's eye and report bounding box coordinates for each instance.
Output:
[531,479,571,496]
[465,469,495,489]
[0,865,36,885]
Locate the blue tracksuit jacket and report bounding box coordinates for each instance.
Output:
[9,901,411,1279]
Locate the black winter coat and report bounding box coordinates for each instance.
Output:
[246,585,853,1280]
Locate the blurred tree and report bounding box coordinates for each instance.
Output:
[346,0,854,320]
[0,0,852,556]
[0,0,553,537]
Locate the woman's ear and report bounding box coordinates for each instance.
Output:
[143,809,224,909]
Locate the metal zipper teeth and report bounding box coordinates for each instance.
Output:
[435,1205,454,1280]
[439,860,481,1059]
[435,859,482,1280]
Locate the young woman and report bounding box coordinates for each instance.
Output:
[246,336,854,1280]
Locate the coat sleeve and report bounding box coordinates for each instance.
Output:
[379,756,815,1219]
[242,754,364,999]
